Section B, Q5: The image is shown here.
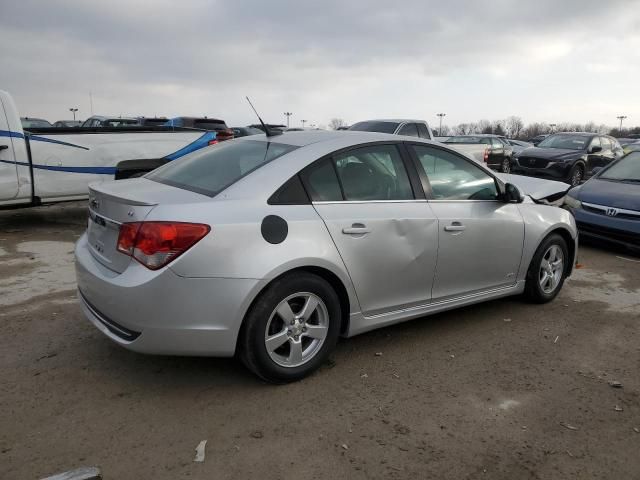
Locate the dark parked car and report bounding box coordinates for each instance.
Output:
[232,126,264,137]
[166,117,234,141]
[512,133,624,187]
[506,139,533,154]
[53,120,82,128]
[528,134,549,146]
[444,134,514,172]
[20,117,53,128]
[81,116,139,128]
[564,151,640,252]
[136,117,169,127]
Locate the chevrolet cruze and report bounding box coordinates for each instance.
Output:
[75,130,578,382]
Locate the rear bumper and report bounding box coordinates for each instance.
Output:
[75,233,260,356]
[569,208,640,251]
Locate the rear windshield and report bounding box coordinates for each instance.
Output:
[147,140,298,197]
[349,121,399,134]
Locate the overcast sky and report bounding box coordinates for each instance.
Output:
[1,0,639,128]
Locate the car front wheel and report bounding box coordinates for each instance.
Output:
[239,272,341,383]
[524,233,569,303]
[568,164,584,186]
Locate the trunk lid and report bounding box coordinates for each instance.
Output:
[86,178,209,273]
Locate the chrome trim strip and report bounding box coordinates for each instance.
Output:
[582,202,640,217]
[312,200,428,205]
[364,283,518,320]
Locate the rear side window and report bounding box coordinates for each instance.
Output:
[397,123,419,137]
[416,123,431,139]
[148,140,297,197]
[410,145,499,200]
[300,158,343,201]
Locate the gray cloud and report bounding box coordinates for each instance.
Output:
[1,0,639,126]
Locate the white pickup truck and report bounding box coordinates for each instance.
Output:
[348,119,489,164]
[0,90,216,209]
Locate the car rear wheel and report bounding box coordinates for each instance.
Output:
[524,233,569,303]
[568,164,584,186]
[239,272,341,383]
[501,158,511,173]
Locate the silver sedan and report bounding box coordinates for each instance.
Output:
[75,130,578,382]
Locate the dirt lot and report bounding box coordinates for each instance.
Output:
[1,203,639,480]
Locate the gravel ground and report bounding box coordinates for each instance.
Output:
[1,203,639,480]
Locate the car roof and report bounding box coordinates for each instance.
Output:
[354,119,426,124]
[450,134,502,137]
[552,132,597,136]
[238,129,405,147]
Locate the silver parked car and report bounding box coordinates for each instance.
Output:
[75,130,578,382]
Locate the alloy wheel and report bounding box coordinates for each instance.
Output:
[264,292,329,368]
[502,158,511,173]
[571,168,583,186]
[539,245,564,294]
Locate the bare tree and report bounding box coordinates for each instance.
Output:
[477,119,492,134]
[505,116,524,138]
[328,118,347,130]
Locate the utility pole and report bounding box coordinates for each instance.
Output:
[436,113,446,136]
[549,123,557,133]
[69,108,78,121]
[301,119,307,128]
[616,115,627,136]
[89,92,94,115]
[283,112,293,128]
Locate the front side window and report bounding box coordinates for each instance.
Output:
[148,140,298,197]
[333,145,414,201]
[600,136,612,151]
[410,145,499,200]
[589,136,601,151]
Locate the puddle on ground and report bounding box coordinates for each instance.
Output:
[565,269,640,314]
[0,241,76,307]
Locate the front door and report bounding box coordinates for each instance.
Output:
[408,143,525,300]
[300,143,438,316]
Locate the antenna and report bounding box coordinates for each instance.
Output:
[246,97,282,137]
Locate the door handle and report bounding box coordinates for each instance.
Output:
[342,223,370,235]
[444,222,466,232]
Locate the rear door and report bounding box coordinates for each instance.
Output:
[301,143,438,316]
[0,96,19,200]
[408,143,525,300]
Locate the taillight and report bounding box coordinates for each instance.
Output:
[117,222,210,270]
[208,139,218,146]
[484,148,489,162]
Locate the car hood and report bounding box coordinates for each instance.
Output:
[497,173,571,202]
[517,147,584,161]
[574,178,640,210]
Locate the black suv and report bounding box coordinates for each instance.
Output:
[511,133,624,186]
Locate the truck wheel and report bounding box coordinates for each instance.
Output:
[239,272,341,383]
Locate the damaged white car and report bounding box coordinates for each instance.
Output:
[76,131,577,382]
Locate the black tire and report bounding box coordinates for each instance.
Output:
[568,164,584,187]
[238,272,341,383]
[502,157,511,173]
[523,233,569,303]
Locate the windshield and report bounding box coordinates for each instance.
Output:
[537,134,589,150]
[148,140,298,196]
[349,121,399,134]
[599,152,640,181]
[21,118,52,128]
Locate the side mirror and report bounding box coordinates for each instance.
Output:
[589,145,602,154]
[504,183,524,203]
